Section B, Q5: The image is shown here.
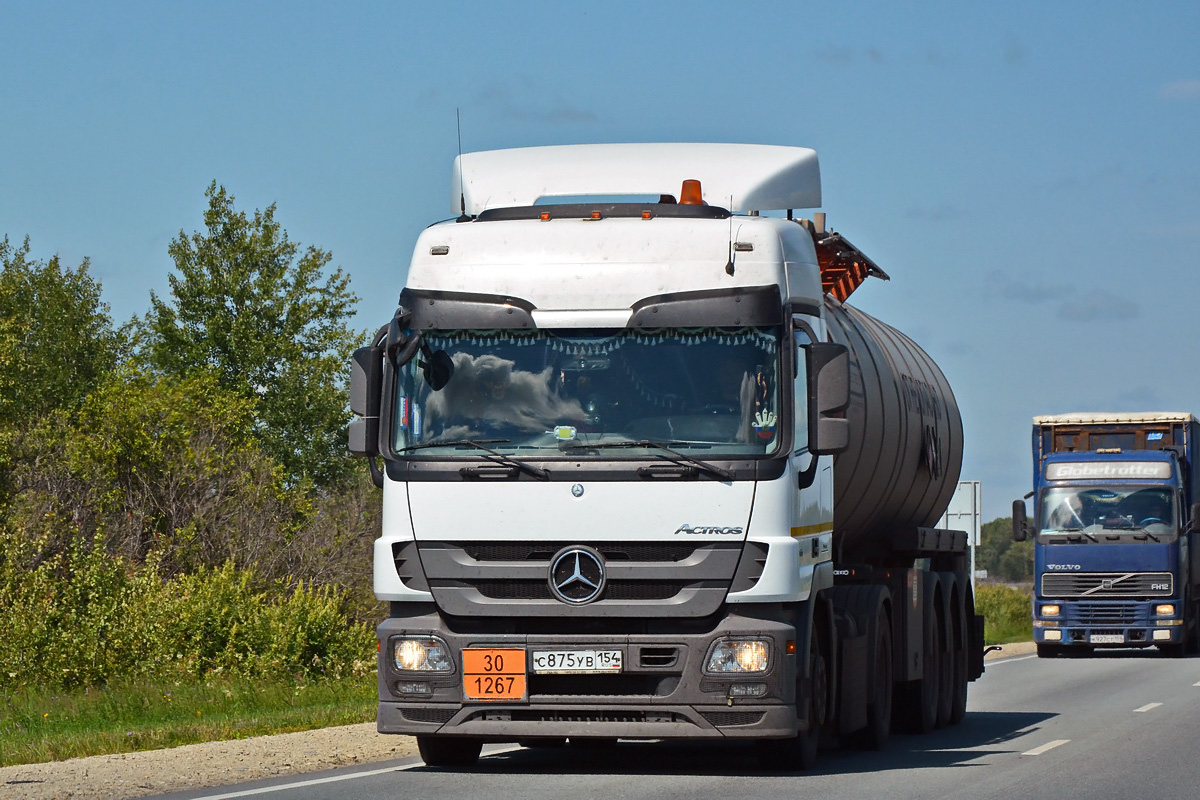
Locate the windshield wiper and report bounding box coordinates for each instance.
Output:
[1135,527,1162,542]
[564,439,734,481]
[395,438,550,480]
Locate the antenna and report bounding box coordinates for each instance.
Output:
[456,109,468,221]
[725,196,735,276]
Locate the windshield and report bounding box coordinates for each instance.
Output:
[391,326,782,457]
[1039,486,1177,538]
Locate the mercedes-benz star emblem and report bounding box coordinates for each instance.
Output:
[548,546,606,605]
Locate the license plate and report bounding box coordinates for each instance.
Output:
[530,649,623,674]
[1090,633,1124,644]
[463,648,527,701]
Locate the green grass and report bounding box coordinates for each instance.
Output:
[0,673,377,768]
[976,583,1033,645]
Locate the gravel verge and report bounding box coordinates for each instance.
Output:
[0,723,417,800]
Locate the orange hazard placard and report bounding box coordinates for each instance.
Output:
[462,648,527,701]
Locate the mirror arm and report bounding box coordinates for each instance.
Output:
[368,455,384,490]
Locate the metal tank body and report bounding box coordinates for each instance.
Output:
[823,298,964,563]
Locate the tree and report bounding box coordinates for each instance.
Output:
[0,236,121,432]
[977,517,1034,584]
[141,183,362,486]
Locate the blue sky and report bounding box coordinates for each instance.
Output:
[3,1,1198,521]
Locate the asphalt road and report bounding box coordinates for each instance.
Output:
[153,648,1200,800]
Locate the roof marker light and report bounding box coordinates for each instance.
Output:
[540,211,551,221]
[679,179,705,206]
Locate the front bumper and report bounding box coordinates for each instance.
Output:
[1034,598,1185,648]
[376,608,801,741]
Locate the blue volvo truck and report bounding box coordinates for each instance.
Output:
[1013,412,1200,657]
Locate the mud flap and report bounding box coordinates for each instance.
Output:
[837,634,868,734]
[969,614,986,680]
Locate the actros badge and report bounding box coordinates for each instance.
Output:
[548,545,607,604]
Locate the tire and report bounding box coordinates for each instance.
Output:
[897,580,941,734]
[850,606,893,750]
[948,623,969,724]
[935,576,955,729]
[758,623,824,771]
[416,736,482,768]
[1036,643,1067,658]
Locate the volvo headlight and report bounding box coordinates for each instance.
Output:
[1155,603,1176,616]
[393,636,453,672]
[706,639,771,673]
[1041,604,1061,617]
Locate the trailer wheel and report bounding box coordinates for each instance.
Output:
[416,736,483,768]
[948,593,969,725]
[935,583,954,728]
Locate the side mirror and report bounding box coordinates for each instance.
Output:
[808,342,850,455]
[348,345,382,458]
[1012,499,1030,542]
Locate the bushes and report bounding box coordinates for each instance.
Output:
[0,529,374,689]
[976,584,1032,645]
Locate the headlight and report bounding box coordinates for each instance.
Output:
[393,636,453,672]
[706,639,771,673]
[1041,604,1061,617]
[1155,603,1176,616]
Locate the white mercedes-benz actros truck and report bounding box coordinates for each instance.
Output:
[350,143,985,769]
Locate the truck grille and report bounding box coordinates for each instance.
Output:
[410,540,742,618]
[1041,572,1173,598]
[1070,602,1141,625]
[473,579,684,601]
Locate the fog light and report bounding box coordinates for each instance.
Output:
[1155,604,1176,616]
[1044,629,1063,641]
[1153,629,1172,641]
[1041,604,1061,617]
[729,683,767,697]
[393,636,453,672]
[706,639,771,673]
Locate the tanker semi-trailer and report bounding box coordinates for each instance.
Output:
[348,143,986,770]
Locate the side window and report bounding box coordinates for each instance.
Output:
[792,318,812,455]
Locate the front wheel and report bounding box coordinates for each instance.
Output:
[758,638,824,771]
[1037,643,1068,658]
[416,736,482,768]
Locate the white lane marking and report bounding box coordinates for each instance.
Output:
[1022,739,1070,756]
[186,765,413,799]
[187,745,522,799]
[1193,680,1200,687]
[988,655,1037,665]
[1134,702,1163,713]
